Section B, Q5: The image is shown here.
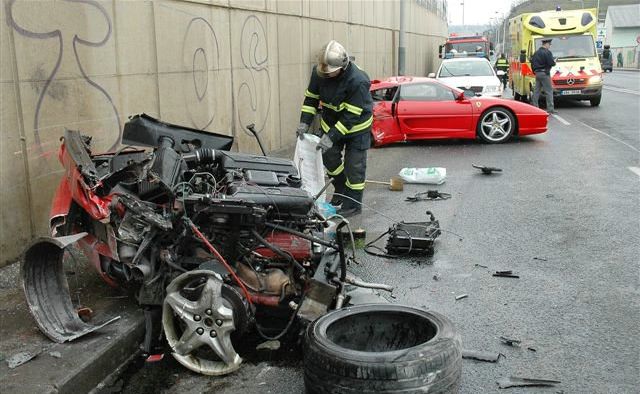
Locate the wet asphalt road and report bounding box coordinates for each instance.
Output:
[122,71,639,394]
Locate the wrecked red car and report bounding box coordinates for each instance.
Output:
[21,114,462,391]
[370,77,549,146]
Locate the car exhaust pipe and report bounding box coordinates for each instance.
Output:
[21,233,120,343]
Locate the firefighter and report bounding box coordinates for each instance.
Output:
[494,53,509,89]
[296,40,373,217]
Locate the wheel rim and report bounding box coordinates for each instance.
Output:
[162,270,242,376]
[480,110,512,142]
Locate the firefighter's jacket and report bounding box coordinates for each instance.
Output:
[300,64,373,142]
[495,57,509,71]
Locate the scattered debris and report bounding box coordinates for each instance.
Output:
[455,294,468,301]
[405,190,451,202]
[493,270,520,278]
[77,307,93,322]
[256,340,281,351]
[398,167,446,184]
[474,263,488,268]
[432,273,441,281]
[533,257,548,261]
[145,354,164,363]
[527,347,537,352]
[7,351,38,369]
[462,349,502,362]
[48,351,62,359]
[497,376,561,389]
[500,336,522,347]
[472,164,502,175]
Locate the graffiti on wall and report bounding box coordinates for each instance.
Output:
[5,0,121,152]
[182,17,220,130]
[237,15,271,136]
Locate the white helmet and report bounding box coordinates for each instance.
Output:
[317,40,349,78]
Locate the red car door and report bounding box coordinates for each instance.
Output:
[395,82,474,139]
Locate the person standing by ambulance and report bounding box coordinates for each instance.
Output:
[531,38,557,114]
[494,53,509,89]
[296,40,373,218]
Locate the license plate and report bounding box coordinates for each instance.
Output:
[561,90,581,95]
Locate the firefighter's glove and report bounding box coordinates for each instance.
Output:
[316,133,334,153]
[296,122,310,140]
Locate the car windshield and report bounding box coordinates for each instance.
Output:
[535,35,595,58]
[438,61,494,77]
[446,42,485,53]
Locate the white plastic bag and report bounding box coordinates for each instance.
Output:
[398,167,446,184]
[293,135,326,201]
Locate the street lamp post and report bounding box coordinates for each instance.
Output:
[460,0,464,26]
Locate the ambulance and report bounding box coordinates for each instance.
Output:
[509,7,603,107]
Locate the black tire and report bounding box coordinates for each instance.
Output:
[304,304,462,394]
[476,107,516,144]
[590,95,601,107]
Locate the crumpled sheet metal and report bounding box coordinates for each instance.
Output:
[21,233,120,343]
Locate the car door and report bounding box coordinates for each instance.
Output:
[395,82,474,139]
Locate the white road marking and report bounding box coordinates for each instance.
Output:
[577,120,640,153]
[628,167,640,178]
[552,114,571,125]
[603,86,640,96]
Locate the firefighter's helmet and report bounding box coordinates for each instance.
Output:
[317,40,349,78]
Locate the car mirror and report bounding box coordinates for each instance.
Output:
[427,72,436,78]
[457,90,475,100]
[497,70,505,76]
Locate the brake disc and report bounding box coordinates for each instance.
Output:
[162,270,242,375]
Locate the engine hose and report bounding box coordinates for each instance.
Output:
[251,230,306,273]
[187,219,254,306]
[255,292,305,341]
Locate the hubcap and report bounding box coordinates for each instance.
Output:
[480,111,512,142]
[162,270,241,376]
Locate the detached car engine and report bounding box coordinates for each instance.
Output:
[22,114,367,375]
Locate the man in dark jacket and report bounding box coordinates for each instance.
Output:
[296,40,373,217]
[530,38,557,114]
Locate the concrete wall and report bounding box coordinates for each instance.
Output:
[0,0,447,266]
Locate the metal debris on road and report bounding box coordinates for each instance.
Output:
[533,257,548,261]
[496,376,561,389]
[455,294,468,301]
[405,190,451,202]
[493,270,520,278]
[500,336,522,347]
[474,263,488,268]
[432,273,440,281]
[472,164,503,174]
[48,351,62,359]
[7,351,38,369]
[527,347,537,352]
[462,349,502,362]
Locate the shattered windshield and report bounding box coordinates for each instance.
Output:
[535,35,596,58]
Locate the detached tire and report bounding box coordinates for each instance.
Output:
[304,304,462,394]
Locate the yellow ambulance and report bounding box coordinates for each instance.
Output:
[509,7,603,107]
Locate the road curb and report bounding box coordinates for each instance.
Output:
[0,309,144,394]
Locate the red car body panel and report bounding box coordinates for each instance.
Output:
[370,77,548,146]
[50,141,121,286]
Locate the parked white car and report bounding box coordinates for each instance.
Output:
[429,57,505,98]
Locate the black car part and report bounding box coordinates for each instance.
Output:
[304,304,462,393]
[364,211,441,258]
